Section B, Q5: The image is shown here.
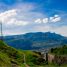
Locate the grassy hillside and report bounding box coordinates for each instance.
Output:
[0,40,25,67]
[0,40,43,67]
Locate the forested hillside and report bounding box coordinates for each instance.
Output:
[4,32,67,50]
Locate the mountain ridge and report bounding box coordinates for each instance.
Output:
[3,32,67,50]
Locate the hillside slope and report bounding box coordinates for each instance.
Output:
[0,40,42,67]
[0,40,25,67]
[0,40,67,67]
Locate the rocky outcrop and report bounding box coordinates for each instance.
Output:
[48,54,67,65]
[53,55,67,65]
[48,54,55,63]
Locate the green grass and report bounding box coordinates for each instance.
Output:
[0,40,24,66]
[20,64,67,67]
[50,45,67,55]
[20,64,26,67]
[31,64,67,67]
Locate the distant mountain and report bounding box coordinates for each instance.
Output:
[3,32,67,50]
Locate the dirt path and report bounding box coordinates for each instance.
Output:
[23,53,30,67]
[25,64,30,67]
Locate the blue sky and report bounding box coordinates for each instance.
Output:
[0,0,67,36]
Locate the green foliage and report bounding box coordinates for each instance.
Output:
[22,50,46,66]
[50,45,67,65]
[0,40,24,66]
[0,40,46,67]
[22,50,40,63]
[50,45,67,55]
[0,51,11,67]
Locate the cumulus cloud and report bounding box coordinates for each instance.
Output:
[43,18,49,23]
[35,15,61,24]
[0,9,29,26]
[35,19,42,23]
[0,3,45,27]
[0,3,46,35]
[0,9,17,22]
[6,18,29,26]
[14,20,29,26]
[0,2,66,36]
[50,15,61,22]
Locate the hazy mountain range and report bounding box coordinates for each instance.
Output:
[3,32,67,50]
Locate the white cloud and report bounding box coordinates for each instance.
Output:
[43,18,49,23]
[0,9,29,26]
[0,3,45,27]
[0,3,46,35]
[0,9,17,22]
[50,15,61,22]
[35,19,42,23]
[6,18,29,26]
[54,15,59,17]
[0,8,64,36]
[35,15,61,24]
[14,20,29,26]
[0,3,66,36]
